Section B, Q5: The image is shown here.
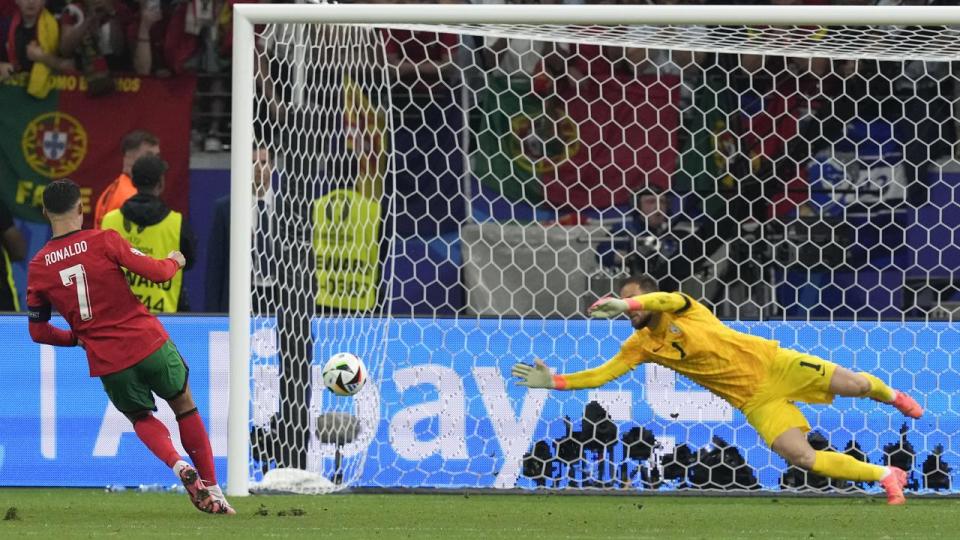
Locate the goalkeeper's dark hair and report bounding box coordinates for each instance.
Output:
[42,179,82,215]
[619,274,659,294]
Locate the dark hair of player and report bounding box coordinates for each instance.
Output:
[121,130,159,154]
[42,179,82,215]
[619,274,659,294]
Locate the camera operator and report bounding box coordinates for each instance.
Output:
[598,187,698,293]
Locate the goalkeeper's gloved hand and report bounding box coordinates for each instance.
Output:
[511,358,555,389]
[588,295,638,319]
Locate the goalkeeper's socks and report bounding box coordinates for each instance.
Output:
[811,450,886,482]
[859,372,896,403]
[133,415,181,468]
[177,409,218,484]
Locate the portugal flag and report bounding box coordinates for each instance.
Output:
[472,71,679,211]
[472,75,548,207]
[0,74,196,225]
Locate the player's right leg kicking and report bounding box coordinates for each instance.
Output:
[128,406,234,514]
[166,387,235,514]
[102,340,235,515]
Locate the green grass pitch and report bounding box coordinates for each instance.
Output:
[0,489,957,539]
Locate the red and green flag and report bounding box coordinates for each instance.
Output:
[673,66,740,220]
[0,74,196,225]
[472,73,679,211]
[471,75,549,206]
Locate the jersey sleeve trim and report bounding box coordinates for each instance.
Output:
[27,303,52,322]
[674,294,693,314]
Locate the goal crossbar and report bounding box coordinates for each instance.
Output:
[234,3,960,27]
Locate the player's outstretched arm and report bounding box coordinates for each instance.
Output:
[588,292,689,319]
[104,230,183,282]
[512,355,633,390]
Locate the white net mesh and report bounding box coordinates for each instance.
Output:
[246,19,960,494]
[249,24,391,491]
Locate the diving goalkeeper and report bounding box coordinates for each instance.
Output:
[511,275,922,504]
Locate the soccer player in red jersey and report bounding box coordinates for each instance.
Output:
[27,179,235,515]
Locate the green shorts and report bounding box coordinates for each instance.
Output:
[100,340,188,414]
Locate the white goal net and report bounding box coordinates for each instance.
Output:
[234,5,960,495]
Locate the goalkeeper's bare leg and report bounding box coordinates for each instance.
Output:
[828,366,923,419]
[771,428,907,504]
[769,366,921,505]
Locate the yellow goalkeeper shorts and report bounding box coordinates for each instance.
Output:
[742,348,839,447]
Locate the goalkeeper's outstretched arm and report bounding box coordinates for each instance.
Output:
[589,292,689,319]
[511,354,634,390]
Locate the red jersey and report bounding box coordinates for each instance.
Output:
[27,229,180,376]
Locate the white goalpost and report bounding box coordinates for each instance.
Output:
[229,4,960,497]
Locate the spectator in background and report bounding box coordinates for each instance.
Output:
[59,0,133,95]
[383,17,458,88]
[132,0,197,76]
[186,0,240,150]
[0,0,72,98]
[205,145,275,313]
[94,129,159,228]
[101,154,196,312]
[131,0,162,75]
[598,188,669,274]
[0,200,27,311]
[478,0,569,76]
[598,186,704,294]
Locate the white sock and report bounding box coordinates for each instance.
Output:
[879,467,892,480]
[172,459,191,477]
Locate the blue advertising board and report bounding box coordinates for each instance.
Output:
[1,315,957,490]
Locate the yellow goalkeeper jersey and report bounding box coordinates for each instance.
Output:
[562,293,779,409]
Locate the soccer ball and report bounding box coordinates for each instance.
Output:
[322,352,367,396]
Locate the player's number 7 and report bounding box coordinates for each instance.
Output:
[59,264,93,321]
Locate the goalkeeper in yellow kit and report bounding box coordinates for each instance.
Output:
[511,275,923,504]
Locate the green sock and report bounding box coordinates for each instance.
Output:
[860,372,896,403]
